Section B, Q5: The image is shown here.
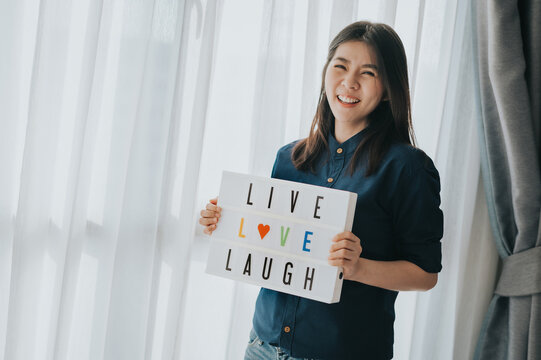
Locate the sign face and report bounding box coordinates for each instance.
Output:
[205,171,357,303]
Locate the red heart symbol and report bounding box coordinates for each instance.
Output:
[258,224,270,239]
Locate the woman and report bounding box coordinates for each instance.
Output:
[199,21,443,360]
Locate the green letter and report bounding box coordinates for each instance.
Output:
[280,226,290,247]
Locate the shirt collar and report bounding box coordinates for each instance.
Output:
[328,127,369,155]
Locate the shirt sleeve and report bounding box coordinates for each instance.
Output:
[391,153,443,273]
[270,142,296,180]
[270,152,279,178]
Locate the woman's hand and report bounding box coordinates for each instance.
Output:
[199,197,222,235]
[329,233,438,290]
[328,231,362,280]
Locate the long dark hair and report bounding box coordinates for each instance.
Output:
[291,21,415,176]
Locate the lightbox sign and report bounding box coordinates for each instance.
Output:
[205,171,357,303]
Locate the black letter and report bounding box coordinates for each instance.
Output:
[304,267,315,291]
[243,253,252,275]
[225,248,232,271]
[283,262,293,285]
[247,183,254,205]
[291,191,299,213]
[262,257,273,280]
[313,195,324,219]
[267,187,274,209]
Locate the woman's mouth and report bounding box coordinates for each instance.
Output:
[337,95,360,104]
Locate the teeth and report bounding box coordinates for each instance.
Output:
[338,95,360,104]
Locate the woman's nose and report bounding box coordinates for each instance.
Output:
[342,75,359,89]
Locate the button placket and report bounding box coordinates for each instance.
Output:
[279,296,298,350]
[327,154,345,187]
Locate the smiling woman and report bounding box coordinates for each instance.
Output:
[200,21,443,360]
[325,41,385,141]
[292,22,414,181]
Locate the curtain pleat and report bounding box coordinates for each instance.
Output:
[297,0,324,139]
[407,2,500,359]
[248,0,295,176]
[6,0,80,358]
[172,0,222,358]
[518,0,541,155]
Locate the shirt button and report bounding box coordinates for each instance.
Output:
[284,326,291,333]
[336,148,343,154]
[327,178,334,183]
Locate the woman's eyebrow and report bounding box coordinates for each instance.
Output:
[334,57,378,70]
[335,56,350,63]
[361,64,378,70]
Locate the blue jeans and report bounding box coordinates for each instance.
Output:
[244,328,316,360]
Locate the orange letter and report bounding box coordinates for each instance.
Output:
[238,217,246,238]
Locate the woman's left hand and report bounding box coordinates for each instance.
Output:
[328,231,362,280]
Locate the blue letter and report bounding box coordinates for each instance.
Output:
[303,231,313,252]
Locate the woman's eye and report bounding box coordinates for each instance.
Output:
[334,65,346,70]
[362,71,375,77]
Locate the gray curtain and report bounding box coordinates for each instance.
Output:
[473,0,541,359]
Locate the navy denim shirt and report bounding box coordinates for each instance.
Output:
[252,128,443,360]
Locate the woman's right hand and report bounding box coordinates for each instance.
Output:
[199,197,222,235]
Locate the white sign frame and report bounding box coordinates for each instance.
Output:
[205,171,357,303]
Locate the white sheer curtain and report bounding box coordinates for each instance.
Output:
[0,0,219,359]
[0,0,498,359]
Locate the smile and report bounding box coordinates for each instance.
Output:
[337,95,360,104]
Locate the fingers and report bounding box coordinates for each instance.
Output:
[205,202,222,213]
[332,231,359,243]
[328,232,362,265]
[203,224,217,235]
[329,239,360,252]
[199,197,221,235]
[200,209,220,218]
[329,236,362,254]
[199,216,219,226]
[328,258,352,267]
[200,216,218,235]
[328,248,358,261]
[328,232,362,279]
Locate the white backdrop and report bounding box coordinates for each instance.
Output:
[0,0,498,359]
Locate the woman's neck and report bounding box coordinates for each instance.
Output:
[334,121,367,143]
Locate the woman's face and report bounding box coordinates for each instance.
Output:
[324,41,385,133]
